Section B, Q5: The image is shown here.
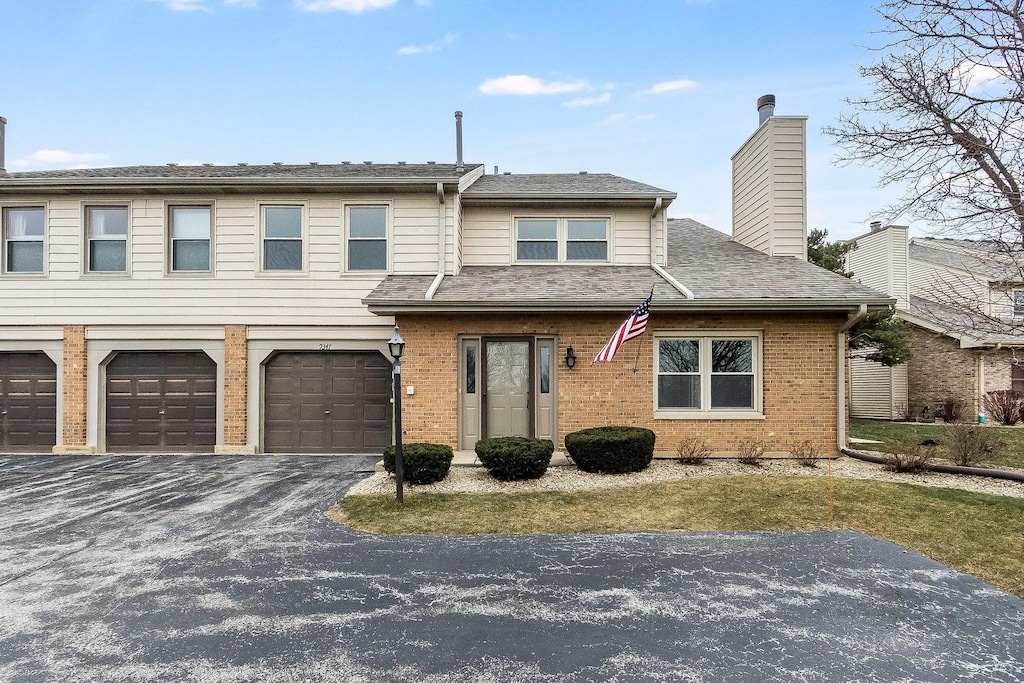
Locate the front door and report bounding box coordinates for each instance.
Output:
[484,339,531,438]
[458,336,557,449]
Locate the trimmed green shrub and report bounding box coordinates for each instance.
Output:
[564,426,655,474]
[383,443,453,485]
[475,437,554,481]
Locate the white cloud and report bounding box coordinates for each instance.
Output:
[13,150,111,168]
[150,0,212,11]
[641,78,699,95]
[636,113,657,121]
[601,113,627,125]
[563,92,611,108]
[294,0,398,12]
[225,0,259,6]
[397,33,456,55]
[479,75,588,96]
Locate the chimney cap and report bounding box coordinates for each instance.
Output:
[870,221,883,232]
[757,94,776,110]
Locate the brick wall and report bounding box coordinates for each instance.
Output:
[395,311,844,456]
[223,325,248,447]
[907,325,978,418]
[61,324,88,447]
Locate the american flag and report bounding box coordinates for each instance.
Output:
[592,290,653,364]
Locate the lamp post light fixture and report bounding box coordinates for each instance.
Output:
[388,325,406,503]
[565,345,577,369]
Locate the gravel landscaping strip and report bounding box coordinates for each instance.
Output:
[346,455,1024,499]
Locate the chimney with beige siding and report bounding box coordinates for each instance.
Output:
[731,95,807,259]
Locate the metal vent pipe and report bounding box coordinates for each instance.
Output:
[455,111,464,172]
[757,94,776,125]
[0,116,6,172]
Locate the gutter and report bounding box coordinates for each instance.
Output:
[425,183,445,300]
[842,447,1024,484]
[837,304,868,450]
[364,298,894,314]
[649,198,694,300]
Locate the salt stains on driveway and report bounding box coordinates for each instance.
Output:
[0,455,1022,682]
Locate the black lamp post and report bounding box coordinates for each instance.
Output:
[388,325,406,503]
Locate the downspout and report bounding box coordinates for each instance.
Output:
[425,182,446,300]
[649,198,694,299]
[837,304,868,450]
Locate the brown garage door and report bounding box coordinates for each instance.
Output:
[0,353,57,452]
[106,352,216,453]
[264,352,392,454]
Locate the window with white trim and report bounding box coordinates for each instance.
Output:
[87,206,129,273]
[347,206,387,271]
[3,206,45,274]
[656,334,761,414]
[515,218,608,262]
[169,205,212,273]
[1013,289,1024,317]
[262,205,303,271]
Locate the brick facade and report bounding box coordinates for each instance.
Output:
[222,325,248,449]
[395,311,845,456]
[60,324,89,451]
[906,325,979,419]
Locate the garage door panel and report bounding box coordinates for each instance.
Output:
[105,352,217,453]
[1,352,58,452]
[264,352,392,454]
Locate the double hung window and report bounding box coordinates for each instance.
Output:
[347,206,387,271]
[3,207,45,274]
[656,334,761,415]
[169,206,211,272]
[1013,290,1024,317]
[87,206,129,273]
[515,218,608,262]
[262,205,303,271]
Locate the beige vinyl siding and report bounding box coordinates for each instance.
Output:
[460,206,653,266]
[0,194,417,326]
[731,117,807,259]
[847,225,909,309]
[850,355,908,420]
[454,192,463,274]
[391,193,454,275]
[909,260,987,305]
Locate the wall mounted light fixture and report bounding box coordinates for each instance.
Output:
[565,345,577,369]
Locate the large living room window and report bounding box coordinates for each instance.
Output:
[655,332,762,418]
[3,206,45,274]
[515,218,608,262]
[262,205,303,271]
[87,206,129,273]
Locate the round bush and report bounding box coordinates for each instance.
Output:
[474,437,554,481]
[563,426,655,474]
[383,443,453,485]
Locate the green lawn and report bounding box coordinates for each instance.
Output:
[335,475,1024,598]
[850,418,1024,470]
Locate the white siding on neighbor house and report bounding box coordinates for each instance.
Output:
[850,356,908,420]
[460,205,654,266]
[908,259,988,306]
[847,225,910,309]
[731,117,807,260]
[0,193,456,326]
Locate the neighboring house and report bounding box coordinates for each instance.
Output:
[0,101,890,457]
[847,224,1024,421]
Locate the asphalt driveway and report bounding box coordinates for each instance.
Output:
[0,455,1022,682]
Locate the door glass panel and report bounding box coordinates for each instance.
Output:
[539,346,550,394]
[486,341,530,438]
[466,346,476,394]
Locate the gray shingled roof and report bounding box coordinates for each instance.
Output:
[462,173,674,199]
[910,238,1023,281]
[1,162,479,181]
[907,295,1024,345]
[364,218,893,312]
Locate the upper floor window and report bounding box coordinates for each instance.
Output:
[3,207,45,274]
[87,206,129,273]
[656,333,761,416]
[262,205,303,271]
[1014,289,1024,317]
[515,218,608,262]
[347,206,387,271]
[169,206,211,273]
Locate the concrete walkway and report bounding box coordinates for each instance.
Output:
[1,454,1022,682]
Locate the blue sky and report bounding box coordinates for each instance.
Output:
[3,0,905,240]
